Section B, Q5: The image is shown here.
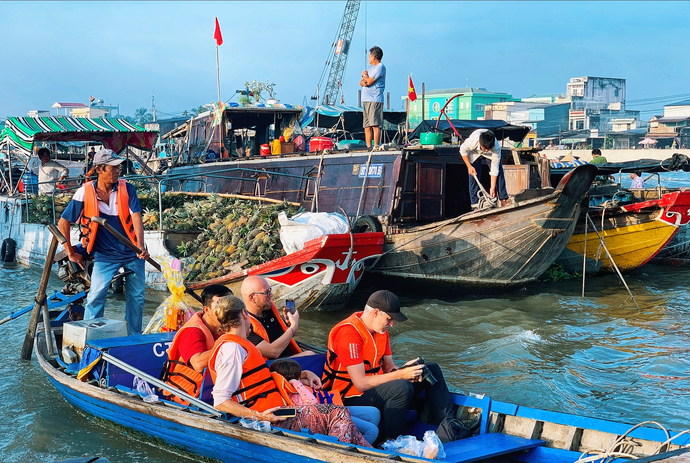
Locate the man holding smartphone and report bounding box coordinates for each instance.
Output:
[322,290,455,444]
[241,276,314,360]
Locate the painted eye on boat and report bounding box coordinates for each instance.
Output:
[301,264,320,274]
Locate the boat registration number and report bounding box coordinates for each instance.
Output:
[354,163,384,178]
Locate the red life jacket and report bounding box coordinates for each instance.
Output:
[80,179,138,254]
[322,312,389,398]
[160,313,215,405]
[248,302,302,358]
[208,334,288,412]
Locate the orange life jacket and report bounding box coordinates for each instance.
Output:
[270,371,297,406]
[160,313,215,405]
[80,179,138,254]
[322,312,389,398]
[248,302,302,358]
[208,334,288,412]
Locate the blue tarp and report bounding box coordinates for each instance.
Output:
[550,159,589,169]
[300,105,406,132]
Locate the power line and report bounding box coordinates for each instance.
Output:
[627,93,690,105]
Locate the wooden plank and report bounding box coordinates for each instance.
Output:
[443,433,544,463]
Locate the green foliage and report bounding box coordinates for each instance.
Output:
[540,263,580,282]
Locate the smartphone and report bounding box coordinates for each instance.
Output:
[273,408,296,417]
[285,299,295,314]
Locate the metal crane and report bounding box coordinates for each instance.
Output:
[313,0,361,106]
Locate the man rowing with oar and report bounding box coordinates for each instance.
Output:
[58,149,149,335]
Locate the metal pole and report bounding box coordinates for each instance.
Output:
[421,83,426,123]
[585,214,639,309]
[581,210,588,297]
[216,45,221,104]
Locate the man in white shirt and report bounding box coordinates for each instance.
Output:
[459,129,509,208]
[33,148,68,194]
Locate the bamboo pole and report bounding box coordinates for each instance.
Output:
[164,191,300,206]
[21,234,59,360]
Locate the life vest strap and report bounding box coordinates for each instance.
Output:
[234,375,274,397]
[238,387,280,409]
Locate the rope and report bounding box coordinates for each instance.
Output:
[472,174,498,211]
[574,420,690,463]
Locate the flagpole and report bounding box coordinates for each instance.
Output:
[216,44,221,103]
[405,76,410,145]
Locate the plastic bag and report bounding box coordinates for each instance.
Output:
[278,211,349,254]
[423,430,446,460]
[133,376,158,402]
[144,258,195,334]
[382,431,445,459]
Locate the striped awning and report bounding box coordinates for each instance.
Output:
[0,116,158,161]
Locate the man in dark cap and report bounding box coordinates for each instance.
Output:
[322,290,455,443]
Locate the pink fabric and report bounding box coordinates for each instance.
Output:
[288,379,319,405]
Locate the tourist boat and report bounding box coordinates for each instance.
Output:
[163,106,597,293]
[186,232,384,311]
[551,155,690,273]
[34,315,690,463]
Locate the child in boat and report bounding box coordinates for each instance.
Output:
[269,358,380,445]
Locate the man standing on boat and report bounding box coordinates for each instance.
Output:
[322,290,455,444]
[58,149,149,336]
[460,129,509,208]
[241,276,313,360]
[161,284,232,403]
[33,148,69,194]
[360,46,386,150]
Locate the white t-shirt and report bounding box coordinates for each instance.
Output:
[459,129,502,177]
[33,160,68,194]
[211,341,249,407]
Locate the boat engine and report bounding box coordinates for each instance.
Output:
[54,249,93,295]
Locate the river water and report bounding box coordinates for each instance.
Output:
[2,262,689,462]
[2,172,690,462]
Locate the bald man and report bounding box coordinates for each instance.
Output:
[240,276,313,359]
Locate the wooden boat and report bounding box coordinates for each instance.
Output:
[164,108,596,293]
[185,232,384,311]
[554,184,690,274]
[35,319,690,463]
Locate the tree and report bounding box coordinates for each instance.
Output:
[132,107,152,126]
[190,105,207,116]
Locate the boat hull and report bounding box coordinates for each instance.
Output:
[186,233,384,311]
[368,165,597,292]
[558,191,690,274]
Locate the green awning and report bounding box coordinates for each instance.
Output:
[0,116,158,162]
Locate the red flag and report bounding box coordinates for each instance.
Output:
[408,75,417,102]
[214,17,223,46]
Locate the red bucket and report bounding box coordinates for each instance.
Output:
[260,144,270,156]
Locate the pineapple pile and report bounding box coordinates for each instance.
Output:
[27,192,75,224]
[178,196,299,282]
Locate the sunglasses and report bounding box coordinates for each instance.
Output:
[251,288,272,297]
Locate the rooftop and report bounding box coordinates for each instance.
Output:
[425,87,511,96]
[52,102,87,109]
[667,99,690,107]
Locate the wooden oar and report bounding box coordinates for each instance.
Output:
[21,224,63,360]
[90,216,161,272]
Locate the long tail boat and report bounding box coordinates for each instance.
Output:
[163,107,596,293]
[33,312,690,463]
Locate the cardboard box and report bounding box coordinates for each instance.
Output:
[62,318,128,360]
[280,142,295,154]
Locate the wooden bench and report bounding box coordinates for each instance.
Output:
[444,394,545,463]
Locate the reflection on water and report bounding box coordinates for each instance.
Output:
[1,261,689,461]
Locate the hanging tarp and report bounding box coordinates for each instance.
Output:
[550,159,589,169]
[300,105,406,132]
[0,116,158,161]
[410,120,530,143]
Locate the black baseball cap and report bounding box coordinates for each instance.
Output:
[367,290,408,322]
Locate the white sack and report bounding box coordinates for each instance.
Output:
[279,211,349,254]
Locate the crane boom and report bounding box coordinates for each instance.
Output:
[319,0,361,106]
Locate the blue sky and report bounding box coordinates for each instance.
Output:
[1,1,688,119]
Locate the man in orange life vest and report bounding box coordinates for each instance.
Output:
[58,149,149,335]
[322,290,455,443]
[160,284,232,403]
[241,276,314,360]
